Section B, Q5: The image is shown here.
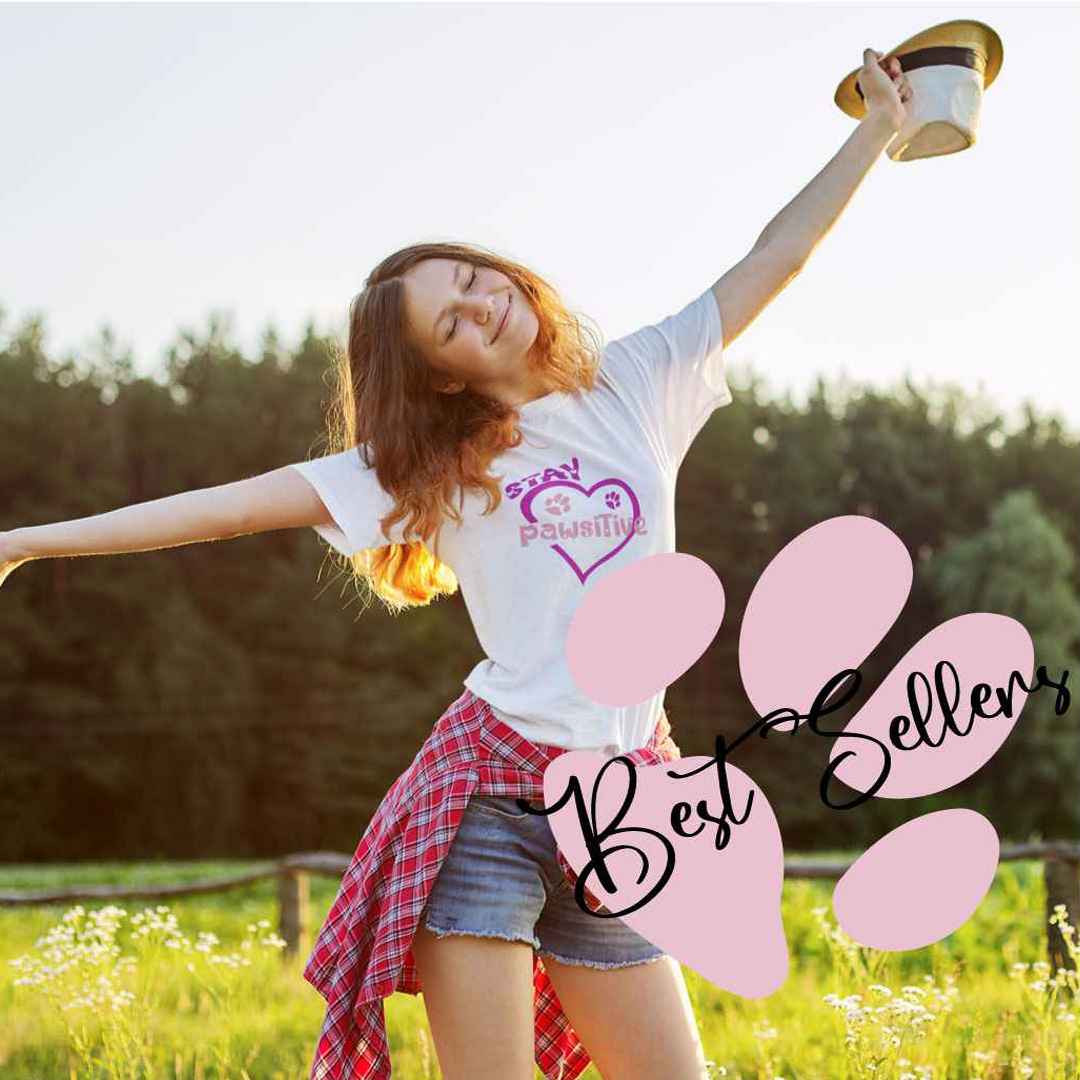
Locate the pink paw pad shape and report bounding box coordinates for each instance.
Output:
[554,516,1033,996]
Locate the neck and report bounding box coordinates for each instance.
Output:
[479,355,555,410]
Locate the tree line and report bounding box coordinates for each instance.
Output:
[1,306,1077,861]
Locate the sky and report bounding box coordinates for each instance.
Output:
[2,2,1078,433]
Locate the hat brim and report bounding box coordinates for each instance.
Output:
[834,19,1003,120]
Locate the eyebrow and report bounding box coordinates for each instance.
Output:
[434,261,464,345]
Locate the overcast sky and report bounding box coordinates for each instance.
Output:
[2,3,1078,432]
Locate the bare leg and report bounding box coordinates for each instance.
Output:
[411,924,537,1080]
[541,954,709,1079]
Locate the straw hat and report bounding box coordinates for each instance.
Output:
[834,20,1004,162]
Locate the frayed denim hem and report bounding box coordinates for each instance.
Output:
[422,918,541,951]
[537,948,667,971]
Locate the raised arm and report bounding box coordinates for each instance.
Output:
[0,466,334,581]
[711,48,910,349]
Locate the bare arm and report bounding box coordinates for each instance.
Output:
[711,50,910,348]
[712,104,900,350]
[2,466,334,565]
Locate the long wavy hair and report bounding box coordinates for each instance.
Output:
[315,241,603,614]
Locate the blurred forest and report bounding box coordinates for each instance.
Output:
[1,306,1077,862]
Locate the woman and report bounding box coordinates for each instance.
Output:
[1,49,910,1080]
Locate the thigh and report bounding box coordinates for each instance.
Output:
[541,953,709,1080]
[412,924,537,1080]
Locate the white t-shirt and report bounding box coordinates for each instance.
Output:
[288,286,731,753]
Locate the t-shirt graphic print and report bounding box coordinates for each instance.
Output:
[508,454,648,585]
[289,285,730,753]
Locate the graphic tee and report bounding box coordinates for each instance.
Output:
[288,286,730,753]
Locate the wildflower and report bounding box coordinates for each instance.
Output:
[194,931,221,953]
[11,900,281,1076]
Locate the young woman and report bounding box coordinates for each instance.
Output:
[1,49,910,1080]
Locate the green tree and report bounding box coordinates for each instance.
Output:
[926,489,1080,836]
[2,299,1077,859]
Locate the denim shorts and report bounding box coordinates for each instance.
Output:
[420,794,665,970]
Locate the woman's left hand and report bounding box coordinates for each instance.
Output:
[858,47,912,131]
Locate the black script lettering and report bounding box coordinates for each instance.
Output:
[934,660,971,737]
[890,668,956,749]
[757,707,803,737]
[1036,665,1072,715]
[993,668,1039,718]
[665,732,754,849]
[970,680,998,719]
[892,661,993,749]
[671,801,705,838]
[969,664,1070,721]
[694,796,743,851]
[893,669,938,748]
[521,756,675,919]
[802,669,893,810]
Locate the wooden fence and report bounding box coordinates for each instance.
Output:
[3,843,1079,972]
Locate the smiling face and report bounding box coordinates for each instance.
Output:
[401,257,542,403]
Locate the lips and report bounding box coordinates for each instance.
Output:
[492,294,511,343]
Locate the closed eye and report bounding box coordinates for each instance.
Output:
[447,266,478,342]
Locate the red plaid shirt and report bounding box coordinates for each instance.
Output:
[303,686,682,1080]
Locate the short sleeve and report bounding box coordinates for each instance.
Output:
[288,447,411,556]
[602,286,731,467]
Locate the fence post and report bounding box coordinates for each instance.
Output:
[1044,856,1080,973]
[279,869,310,960]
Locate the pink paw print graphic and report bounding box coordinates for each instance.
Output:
[545,492,572,516]
[604,491,622,510]
[551,516,1035,999]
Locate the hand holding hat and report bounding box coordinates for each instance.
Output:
[857,47,914,132]
[835,20,1004,162]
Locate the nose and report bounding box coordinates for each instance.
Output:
[464,293,496,325]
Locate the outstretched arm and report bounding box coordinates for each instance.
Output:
[0,465,335,581]
[712,48,911,349]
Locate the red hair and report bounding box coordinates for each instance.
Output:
[315,241,602,613]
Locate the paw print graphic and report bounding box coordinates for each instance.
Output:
[545,493,572,516]
[604,491,621,510]
[562,516,1036,992]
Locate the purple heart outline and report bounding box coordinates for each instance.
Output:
[520,478,642,584]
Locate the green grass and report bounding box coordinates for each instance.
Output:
[1,859,1077,1078]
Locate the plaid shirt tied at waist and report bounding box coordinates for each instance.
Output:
[303,686,682,1080]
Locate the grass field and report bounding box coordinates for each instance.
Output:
[1,858,1078,1078]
